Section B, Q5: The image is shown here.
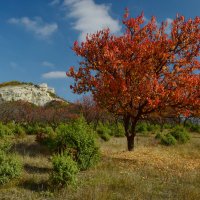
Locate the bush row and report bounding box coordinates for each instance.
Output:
[0,122,26,138]
[0,120,126,141]
[184,122,200,133]
[96,122,125,141]
[136,122,161,134]
[155,126,190,146]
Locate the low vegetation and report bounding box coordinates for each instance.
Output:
[36,117,100,171]
[96,122,125,141]
[0,123,199,199]
[0,139,22,185]
[50,153,79,187]
[155,125,191,146]
[0,108,199,199]
[0,81,36,88]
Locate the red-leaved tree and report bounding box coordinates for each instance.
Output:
[67,10,200,151]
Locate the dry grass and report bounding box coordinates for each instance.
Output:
[102,137,200,172]
[0,134,200,200]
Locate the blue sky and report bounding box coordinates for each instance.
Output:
[0,0,199,102]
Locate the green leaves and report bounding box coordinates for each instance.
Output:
[50,153,79,187]
[0,150,22,185]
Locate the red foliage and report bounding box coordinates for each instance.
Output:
[0,100,80,124]
[67,11,200,150]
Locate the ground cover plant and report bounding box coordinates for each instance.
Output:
[0,125,199,200]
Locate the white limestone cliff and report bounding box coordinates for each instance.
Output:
[0,83,63,106]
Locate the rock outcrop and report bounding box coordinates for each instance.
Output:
[0,82,64,106]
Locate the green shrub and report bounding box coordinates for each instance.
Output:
[155,132,162,140]
[136,122,147,133]
[99,132,110,141]
[96,122,125,139]
[13,124,26,137]
[36,126,56,146]
[160,134,177,146]
[24,124,35,135]
[6,122,16,131]
[146,124,154,132]
[190,124,200,133]
[170,126,190,144]
[184,121,200,133]
[0,139,12,153]
[53,117,99,170]
[50,153,79,187]
[110,123,125,137]
[146,124,160,133]
[25,124,43,135]
[0,151,22,185]
[22,124,32,135]
[0,123,13,138]
[96,122,112,141]
[5,123,26,137]
[184,121,193,129]
[153,124,161,131]
[163,123,173,129]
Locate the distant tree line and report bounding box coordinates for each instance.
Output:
[0,100,80,124]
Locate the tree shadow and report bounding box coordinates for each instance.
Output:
[19,179,49,192]
[24,163,51,174]
[11,142,50,157]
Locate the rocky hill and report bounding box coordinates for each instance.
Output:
[0,81,65,106]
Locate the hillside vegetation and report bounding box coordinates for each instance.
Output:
[0,81,36,88]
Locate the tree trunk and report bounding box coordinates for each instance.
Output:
[127,134,135,151]
[183,117,189,127]
[123,115,137,151]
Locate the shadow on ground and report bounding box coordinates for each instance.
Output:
[24,163,51,174]
[19,179,49,192]
[11,142,50,157]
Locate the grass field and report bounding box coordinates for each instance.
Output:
[0,133,200,200]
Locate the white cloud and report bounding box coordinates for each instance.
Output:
[63,0,121,41]
[143,16,149,23]
[166,18,173,34]
[42,61,55,68]
[166,18,173,25]
[8,17,58,39]
[49,0,60,6]
[42,71,66,79]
